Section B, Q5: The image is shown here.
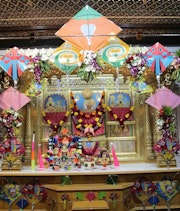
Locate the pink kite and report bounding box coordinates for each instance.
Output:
[145,87,180,110]
[0,86,31,111]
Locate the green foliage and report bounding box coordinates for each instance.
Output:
[175,49,180,57]
[162,106,173,116]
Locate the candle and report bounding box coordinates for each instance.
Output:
[38,144,44,169]
[111,143,120,167]
[31,131,36,170]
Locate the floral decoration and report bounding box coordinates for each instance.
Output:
[22,48,53,84]
[70,91,105,137]
[126,52,147,80]
[0,137,25,157]
[77,50,103,82]
[42,111,69,133]
[170,55,180,86]
[157,106,176,137]
[106,105,134,128]
[131,176,157,204]
[154,106,180,162]
[0,109,23,138]
[153,138,180,161]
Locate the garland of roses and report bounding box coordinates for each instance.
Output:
[105,105,134,128]
[42,111,69,133]
[70,91,105,134]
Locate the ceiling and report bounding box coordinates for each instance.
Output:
[0,0,180,49]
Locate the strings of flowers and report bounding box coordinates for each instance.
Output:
[154,106,180,162]
[0,109,23,138]
[105,105,134,128]
[126,52,147,80]
[0,110,25,166]
[70,91,105,135]
[77,50,103,82]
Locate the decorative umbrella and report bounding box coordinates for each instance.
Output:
[145,87,180,110]
[98,36,130,70]
[51,42,81,75]
[55,5,121,52]
[156,176,179,211]
[0,86,31,111]
[21,179,48,210]
[0,47,30,82]
[144,42,173,83]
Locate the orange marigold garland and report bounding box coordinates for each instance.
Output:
[106,105,134,127]
[70,91,106,135]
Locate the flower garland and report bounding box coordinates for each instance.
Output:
[77,50,103,82]
[154,106,180,161]
[105,105,134,127]
[0,109,22,138]
[70,91,105,135]
[42,111,69,133]
[157,106,176,137]
[126,52,147,80]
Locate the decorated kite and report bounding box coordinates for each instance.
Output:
[55,5,121,52]
[0,47,30,82]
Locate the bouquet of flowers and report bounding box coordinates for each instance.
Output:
[126,52,147,80]
[77,50,103,82]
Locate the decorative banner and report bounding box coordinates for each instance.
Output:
[99,36,130,69]
[0,47,30,82]
[55,5,121,52]
[51,42,81,75]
